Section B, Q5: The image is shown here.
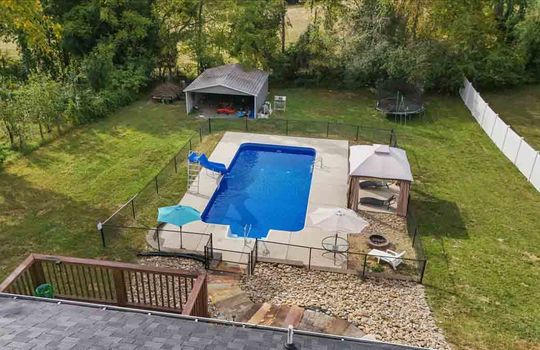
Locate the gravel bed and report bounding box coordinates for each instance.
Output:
[241,263,450,349]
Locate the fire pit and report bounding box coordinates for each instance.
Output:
[368,234,390,250]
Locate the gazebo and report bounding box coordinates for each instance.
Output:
[347,144,413,216]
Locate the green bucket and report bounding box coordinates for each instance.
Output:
[34,283,54,298]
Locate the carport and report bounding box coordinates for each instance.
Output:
[184,64,269,117]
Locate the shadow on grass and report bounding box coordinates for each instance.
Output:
[411,188,469,240]
[0,172,142,280]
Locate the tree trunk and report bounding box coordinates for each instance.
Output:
[3,121,14,147]
[196,0,204,75]
[281,1,286,53]
[38,122,44,141]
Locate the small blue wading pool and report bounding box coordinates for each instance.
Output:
[201,143,316,239]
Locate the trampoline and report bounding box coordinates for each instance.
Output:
[376,80,425,124]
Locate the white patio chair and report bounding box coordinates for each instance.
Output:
[368,249,405,270]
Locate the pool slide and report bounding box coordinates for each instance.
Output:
[188,152,227,174]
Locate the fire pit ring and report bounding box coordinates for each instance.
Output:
[367,234,390,250]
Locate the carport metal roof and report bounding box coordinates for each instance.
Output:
[183,64,268,96]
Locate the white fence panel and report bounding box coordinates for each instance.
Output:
[481,107,497,135]
[461,78,539,192]
[465,84,476,111]
[501,129,522,163]
[530,157,540,191]
[515,142,538,179]
[472,94,487,122]
[491,117,509,150]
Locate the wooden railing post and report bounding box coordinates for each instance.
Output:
[112,269,127,306]
[29,259,46,291]
[182,274,208,317]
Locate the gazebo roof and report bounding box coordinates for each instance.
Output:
[349,144,413,181]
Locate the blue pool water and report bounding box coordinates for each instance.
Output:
[201,143,316,239]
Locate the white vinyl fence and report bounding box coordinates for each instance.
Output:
[460,78,540,192]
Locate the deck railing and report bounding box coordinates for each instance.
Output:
[0,254,208,317]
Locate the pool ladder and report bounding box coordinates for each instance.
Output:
[243,224,252,245]
[187,155,201,193]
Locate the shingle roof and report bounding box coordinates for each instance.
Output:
[0,295,425,350]
[184,64,268,96]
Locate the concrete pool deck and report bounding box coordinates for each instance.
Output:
[154,132,351,269]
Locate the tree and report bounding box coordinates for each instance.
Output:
[229,0,285,69]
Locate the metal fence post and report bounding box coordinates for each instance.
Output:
[156,229,161,251]
[245,117,248,131]
[326,122,330,138]
[286,120,289,135]
[131,199,136,219]
[154,176,159,194]
[199,127,202,142]
[419,260,427,284]
[362,254,368,278]
[355,125,360,141]
[208,118,212,134]
[174,155,178,173]
[308,248,312,270]
[412,227,418,246]
[97,222,106,248]
[189,138,192,151]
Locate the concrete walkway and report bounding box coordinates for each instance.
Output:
[152,132,351,269]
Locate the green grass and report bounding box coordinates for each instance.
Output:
[0,100,205,278]
[483,84,540,150]
[0,40,19,59]
[1,87,539,349]
[271,88,540,350]
[286,5,310,45]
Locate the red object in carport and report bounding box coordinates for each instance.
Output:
[216,106,236,114]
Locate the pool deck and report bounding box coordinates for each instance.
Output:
[155,132,351,269]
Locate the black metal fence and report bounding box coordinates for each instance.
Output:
[202,117,398,146]
[98,117,398,246]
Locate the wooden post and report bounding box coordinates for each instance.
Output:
[112,269,127,306]
[29,260,46,291]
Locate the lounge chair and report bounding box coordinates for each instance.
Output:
[360,180,389,189]
[360,195,396,209]
[368,249,405,270]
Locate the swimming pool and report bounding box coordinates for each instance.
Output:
[201,143,316,239]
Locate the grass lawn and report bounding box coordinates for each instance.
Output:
[286,5,310,45]
[482,84,540,150]
[272,88,540,350]
[1,87,538,350]
[0,100,212,279]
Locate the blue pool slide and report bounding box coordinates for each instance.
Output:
[188,152,227,174]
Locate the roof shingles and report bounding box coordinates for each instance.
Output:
[183,64,268,96]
